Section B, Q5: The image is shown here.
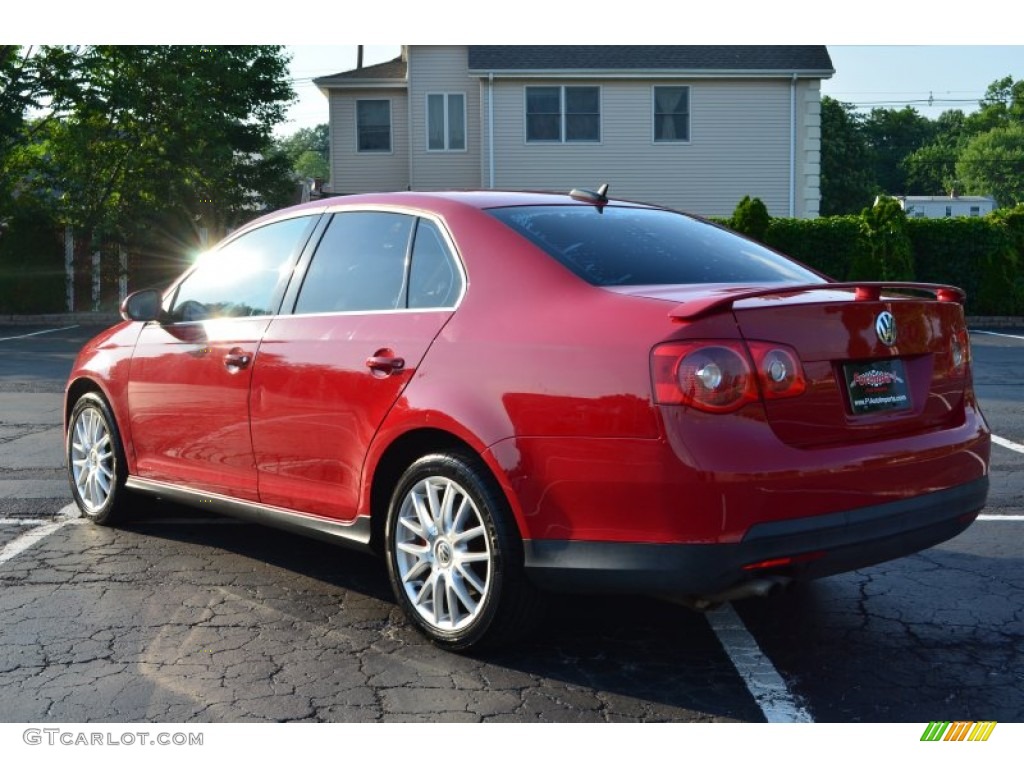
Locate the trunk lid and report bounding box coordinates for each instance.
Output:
[731,293,969,447]
[616,282,972,448]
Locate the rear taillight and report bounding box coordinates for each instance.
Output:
[951,329,971,374]
[747,342,807,400]
[651,340,806,413]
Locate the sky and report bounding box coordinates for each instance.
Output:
[8,0,1021,136]
[278,44,1023,136]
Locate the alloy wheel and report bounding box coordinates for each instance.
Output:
[393,475,492,631]
[69,405,116,513]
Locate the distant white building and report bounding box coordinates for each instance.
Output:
[895,194,996,219]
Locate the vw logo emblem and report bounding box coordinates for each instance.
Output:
[875,311,897,346]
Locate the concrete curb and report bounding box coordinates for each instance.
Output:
[0,312,121,326]
[967,316,1024,329]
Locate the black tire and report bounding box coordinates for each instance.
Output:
[66,392,130,525]
[384,452,541,651]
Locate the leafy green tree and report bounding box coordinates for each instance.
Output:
[861,106,935,195]
[956,124,1024,207]
[902,143,958,196]
[853,196,914,281]
[964,76,1024,134]
[0,46,83,217]
[730,195,770,242]
[277,124,329,180]
[820,96,876,215]
[902,110,970,195]
[21,46,296,246]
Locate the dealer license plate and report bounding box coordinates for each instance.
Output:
[843,359,912,415]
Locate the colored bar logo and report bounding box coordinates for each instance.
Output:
[921,721,997,742]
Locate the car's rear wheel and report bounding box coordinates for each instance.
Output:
[384,452,540,651]
[67,392,130,525]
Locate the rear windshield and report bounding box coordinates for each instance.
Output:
[487,205,823,286]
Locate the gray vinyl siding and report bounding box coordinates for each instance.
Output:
[407,46,481,190]
[328,88,410,194]
[484,78,796,218]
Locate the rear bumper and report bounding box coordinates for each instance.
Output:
[523,475,988,596]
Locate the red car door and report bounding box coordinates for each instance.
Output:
[128,214,318,500]
[249,212,463,520]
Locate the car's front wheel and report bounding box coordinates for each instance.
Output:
[384,452,540,651]
[67,392,130,525]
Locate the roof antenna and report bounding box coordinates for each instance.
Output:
[569,183,610,207]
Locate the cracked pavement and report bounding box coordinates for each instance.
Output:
[0,324,1021,722]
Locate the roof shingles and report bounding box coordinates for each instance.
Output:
[316,46,834,86]
[468,45,833,72]
[315,56,407,83]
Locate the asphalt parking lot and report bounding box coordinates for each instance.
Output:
[0,322,1021,723]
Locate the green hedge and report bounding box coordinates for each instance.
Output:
[905,218,1019,315]
[763,216,865,280]
[748,208,1024,316]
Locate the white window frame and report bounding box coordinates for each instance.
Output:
[524,85,601,144]
[652,85,691,144]
[356,98,393,154]
[425,92,467,152]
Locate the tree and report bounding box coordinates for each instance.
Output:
[730,195,770,242]
[0,46,83,217]
[861,106,936,195]
[277,124,329,180]
[964,75,1024,134]
[819,97,876,215]
[853,196,914,281]
[956,124,1024,207]
[902,143,958,196]
[902,110,970,195]
[22,46,297,246]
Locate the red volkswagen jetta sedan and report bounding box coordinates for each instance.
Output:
[65,190,990,650]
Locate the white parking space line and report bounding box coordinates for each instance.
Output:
[0,325,79,342]
[706,603,813,723]
[971,330,1024,341]
[992,434,1024,455]
[0,518,55,526]
[0,516,84,567]
[978,514,1024,521]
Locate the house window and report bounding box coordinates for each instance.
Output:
[945,205,953,218]
[970,206,981,217]
[654,86,690,142]
[526,86,600,143]
[427,93,466,151]
[356,99,391,153]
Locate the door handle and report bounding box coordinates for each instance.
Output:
[224,349,251,371]
[366,350,405,376]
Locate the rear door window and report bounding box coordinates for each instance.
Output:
[408,219,463,309]
[487,205,822,286]
[294,211,414,314]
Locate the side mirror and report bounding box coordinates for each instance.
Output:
[120,290,163,322]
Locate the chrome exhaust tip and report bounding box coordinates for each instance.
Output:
[665,575,793,611]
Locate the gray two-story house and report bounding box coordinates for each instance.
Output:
[314,45,834,218]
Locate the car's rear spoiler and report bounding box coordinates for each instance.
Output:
[668,282,966,322]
